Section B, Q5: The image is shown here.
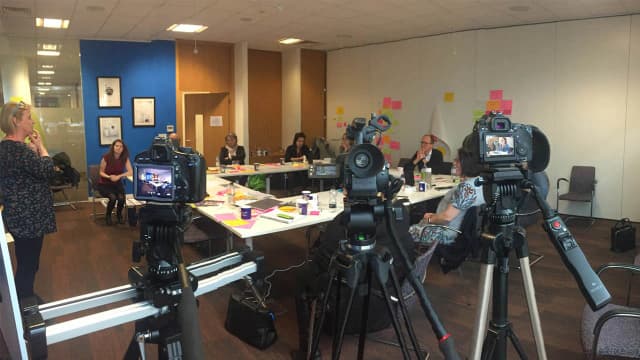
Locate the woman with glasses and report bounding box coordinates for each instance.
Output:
[0,101,56,301]
[218,133,246,166]
[98,139,133,225]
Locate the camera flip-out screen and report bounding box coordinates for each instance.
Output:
[135,164,175,202]
[485,134,515,158]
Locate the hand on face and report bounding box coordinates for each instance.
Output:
[28,130,42,148]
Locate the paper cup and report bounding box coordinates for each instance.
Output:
[296,199,308,215]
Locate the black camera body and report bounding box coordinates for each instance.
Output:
[133,136,207,203]
[343,115,391,201]
[466,112,549,174]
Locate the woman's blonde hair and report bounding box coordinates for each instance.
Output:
[0,101,31,135]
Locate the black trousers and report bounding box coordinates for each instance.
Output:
[13,234,45,299]
[97,182,125,217]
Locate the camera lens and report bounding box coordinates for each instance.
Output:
[354,153,370,168]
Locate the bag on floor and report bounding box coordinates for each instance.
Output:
[610,218,636,252]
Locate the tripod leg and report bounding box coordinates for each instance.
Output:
[356,265,372,359]
[372,259,411,360]
[388,264,423,359]
[480,328,498,360]
[333,270,360,360]
[310,266,339,360]
[506,326,528,360]
[332,273,343,357]
[470,263,494,360]
[519,257,547,360]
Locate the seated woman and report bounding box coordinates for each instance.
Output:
[285,132,312,163]
[218,133,246,165]
[285,132,312,190]
[409,148,485,245]
[97,139,133,225]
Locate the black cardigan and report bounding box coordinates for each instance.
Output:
[219,146,246,165]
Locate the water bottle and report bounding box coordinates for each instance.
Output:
[227,182,235,205]
[450,164,458,183]
[329,187,337,211]
[215,157,220,168]
[425,167,432,187]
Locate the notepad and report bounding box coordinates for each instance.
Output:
[246,198,283,211]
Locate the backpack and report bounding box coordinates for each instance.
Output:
[50,152,81,188]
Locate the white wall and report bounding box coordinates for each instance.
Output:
[327,15,640,221]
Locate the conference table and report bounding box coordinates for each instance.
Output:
[208,162,309,194]
[194,173,456,251]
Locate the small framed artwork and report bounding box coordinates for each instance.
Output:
[132,97,155,127]
[97,76,121,108]
[99,116,122,146]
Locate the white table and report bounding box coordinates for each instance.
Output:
[208,162,309,193]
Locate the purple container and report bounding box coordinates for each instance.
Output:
[418,181,427,192]
[240,206,252,220]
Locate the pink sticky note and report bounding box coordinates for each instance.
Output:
[310,210,320,216]
[502,100,513,115]
[391,100,402,110]
[215,213,238,221]
[490,90,503,100]
[390,141,400,150]
[382,97,392,109]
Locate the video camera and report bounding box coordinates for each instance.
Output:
[464,112,550,174]
[133,135,207,203]
[343,114,392,200]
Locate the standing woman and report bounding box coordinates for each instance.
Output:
[219,133,246,165]
[0,101,56,300]
[97,139,133,225]
[285,132,312,163]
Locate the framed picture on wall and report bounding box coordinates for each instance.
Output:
[132,97,155,127]
[99,116,122,146]
[97,76,121,108]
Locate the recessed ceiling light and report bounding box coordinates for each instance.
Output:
[36,87,50,91]
[35,17,70,29]
[40,76,52,80]
[37,70,55,75]
[41,64,54,69]
[37,82,52,86]
[508,5,530,12]
[166,24,208,33]
[37,50,60,56]
[39,43,58,51]
[279,38,304,45]
[38,92,46,95]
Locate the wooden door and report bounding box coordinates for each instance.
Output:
[301,49,327,144]
[184,93,231,165]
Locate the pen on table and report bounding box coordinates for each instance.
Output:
[259,215,289,224]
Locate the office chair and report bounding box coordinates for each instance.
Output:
[556,166,596,226]
[580,260,640,360]
[51,183,77,210]
[397,157,412,168]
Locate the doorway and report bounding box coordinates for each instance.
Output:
[183,92,231,164]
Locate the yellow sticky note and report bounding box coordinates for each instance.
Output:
[444,92,455,102]
[486,100,502,112]
[382,135,391,144]
[223,219,248,227]
[336,106,344,115]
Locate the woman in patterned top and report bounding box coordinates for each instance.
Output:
[0,101,56,300]
[97,139,133,225]
[409,148,485,245]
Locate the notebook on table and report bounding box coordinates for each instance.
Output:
[246,198,283,211]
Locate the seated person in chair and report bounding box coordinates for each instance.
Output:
[403,134,443,185]
[409,148,485,246]
[97,139,133,225]
[292,197,416,359]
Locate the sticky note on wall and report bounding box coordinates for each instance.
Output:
[490,90,503,100]
[444,92,455,102]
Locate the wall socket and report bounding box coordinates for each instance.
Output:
[166,125,175,132]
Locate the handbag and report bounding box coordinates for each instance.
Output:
[224,293,277,349]
[610,218,636,253]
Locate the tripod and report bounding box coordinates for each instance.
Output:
[468,212,546,360]
[307,199,460,360]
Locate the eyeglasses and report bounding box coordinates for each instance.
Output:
[10,101,28,117]
[420,141,433,145]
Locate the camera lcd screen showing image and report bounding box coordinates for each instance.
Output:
[485,135,515,157]
[135,164,175,201]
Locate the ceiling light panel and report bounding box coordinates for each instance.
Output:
[166,24,208,33]
[35,18,70,29]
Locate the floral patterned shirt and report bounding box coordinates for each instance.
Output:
[409,177,484,245]
[0,140,56,238]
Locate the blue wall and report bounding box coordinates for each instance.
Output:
[80,40,176,192]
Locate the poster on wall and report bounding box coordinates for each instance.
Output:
[97,76,122,108]
[99,116,122,146]
[132,97,155,127]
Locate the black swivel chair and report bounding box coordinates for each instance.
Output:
[556,166,596,226]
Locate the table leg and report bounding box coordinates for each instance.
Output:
[226,231,234,252]
[245,237,253,250]
[266,175,271,194]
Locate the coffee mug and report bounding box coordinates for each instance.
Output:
[240,206,252,220]
[296,199,308,215]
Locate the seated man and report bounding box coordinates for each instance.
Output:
[292,199,416,359]
[403,134,443,185]
[409,148,485,246]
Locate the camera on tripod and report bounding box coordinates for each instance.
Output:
[133,135,206,203]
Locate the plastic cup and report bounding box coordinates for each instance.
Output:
[240,206,252,220]
[280,158,285,165]
[296,199,308,215]
[254,163,260,171]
